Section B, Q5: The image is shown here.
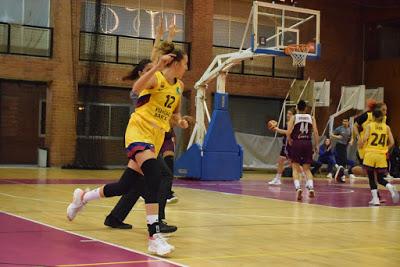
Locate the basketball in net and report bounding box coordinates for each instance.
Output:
[284,42,315,67]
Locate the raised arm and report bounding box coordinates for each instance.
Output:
[166,18,179,43]
[132,54,175,94]
[151,16,164,63]
[353,112,368,141]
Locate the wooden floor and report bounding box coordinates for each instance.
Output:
[0,167,399,267]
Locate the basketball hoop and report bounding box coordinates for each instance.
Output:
[284,44,310,67]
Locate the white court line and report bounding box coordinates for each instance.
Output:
[1,191,398,223]
[0,210,187,267]
[1,179,106,195]
[227,187,355,194]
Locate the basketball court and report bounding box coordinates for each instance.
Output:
[1,168,399,266]
[1,0,400,266]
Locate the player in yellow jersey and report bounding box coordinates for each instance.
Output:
[67,42,189,256]
[361,108,398,206]
[354,101,387,163]
[353,102,389,202]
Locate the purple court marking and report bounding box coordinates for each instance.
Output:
[1,178,399,208]
[0,212,183,267]
[172,179,400,208]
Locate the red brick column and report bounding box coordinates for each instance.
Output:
[45,0,79,166]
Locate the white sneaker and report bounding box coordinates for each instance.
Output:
[308,188,315,198]
[385,174,394,179]
[335,166,345,183]
[369,198,380,206]
[67,188,85,221]
[268,178,281,185]
[296,188,303,200]
[387,184,399,203]
[341,175,346,183]
[167,196,179,204]
[349,174,356,180]
[326,173,333,179]
[148,233,175,256]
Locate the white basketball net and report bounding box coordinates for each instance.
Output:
[290,51,309,67]
[286,45,310,67]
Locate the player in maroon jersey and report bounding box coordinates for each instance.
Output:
[287,100,319,200]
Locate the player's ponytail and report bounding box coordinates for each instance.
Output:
[123,59,152,81]
[372,108,383,121]
[158,41,186,66]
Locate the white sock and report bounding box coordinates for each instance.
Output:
[276,173,282,179]
[146,215,158,225]
[294,179,300,189]
[385,183,393,189]
[83,188,101,203]
[371,189,379,200]
[307,179,314,188]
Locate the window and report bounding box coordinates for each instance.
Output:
[0,0,50,27]
[80,1,188,64]
[81,1,186,41]
[77,103,131,139]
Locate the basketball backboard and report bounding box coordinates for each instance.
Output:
[314,81,330,107]
[365,87,384,105]
[289,79,314,105]
[341,85,365,111]
[241,1,320,59]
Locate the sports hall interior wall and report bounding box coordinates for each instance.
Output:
[0,0,398,166]
[363,4,400,136]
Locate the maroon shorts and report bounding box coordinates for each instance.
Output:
[289,140,313,165]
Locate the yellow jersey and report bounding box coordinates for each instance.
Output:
[365,121,389,154]
[134,71,183,132]
[359,112,387,139]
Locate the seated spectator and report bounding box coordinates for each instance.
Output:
[312,138,336,178]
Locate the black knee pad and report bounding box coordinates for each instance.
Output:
[141,158,162,203]
[103,168,141,197]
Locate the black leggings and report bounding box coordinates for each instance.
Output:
[107,156,173,221]
[335,143,347,167]
[367,169,388,190]
[103,168,142,197]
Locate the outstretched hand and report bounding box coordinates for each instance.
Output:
[155,16,164,37]
[167,20,180,39]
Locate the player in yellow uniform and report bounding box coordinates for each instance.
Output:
[66,42,189,256]
[354,101,387,163]
[361,108,398,206]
